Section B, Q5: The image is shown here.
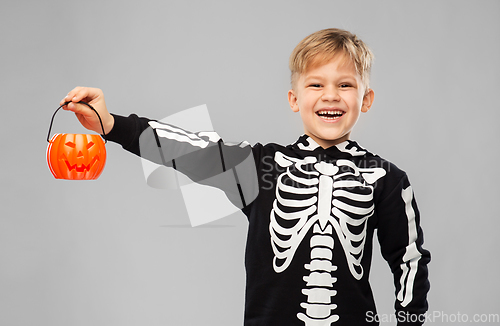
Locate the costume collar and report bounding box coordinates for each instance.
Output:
[293,135,367,157]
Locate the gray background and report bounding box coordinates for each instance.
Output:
[1,1,499,325]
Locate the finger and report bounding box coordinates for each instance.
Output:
[60,87,103,113]
[65,101,94,117]
[71,87,91,103]
[60,92,73,106]
[60,99,72,109]
[75,112,89,128]
[60,86,82,106]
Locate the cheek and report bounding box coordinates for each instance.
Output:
[298,94,317,111]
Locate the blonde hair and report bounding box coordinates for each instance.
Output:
[289,28,374,91]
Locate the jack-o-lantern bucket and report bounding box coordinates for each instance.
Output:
[46,102,107,180]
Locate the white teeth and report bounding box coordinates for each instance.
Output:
[317,110,344,118]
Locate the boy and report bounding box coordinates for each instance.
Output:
[60,28,430,325]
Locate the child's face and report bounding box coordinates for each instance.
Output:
[288,55,374,148]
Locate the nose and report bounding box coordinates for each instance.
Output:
[321,86,340,102]
[77,151,84,158]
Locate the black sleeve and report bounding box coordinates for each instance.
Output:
[106,113,259,209]
[376,173,431,326]
[105,113,150,156]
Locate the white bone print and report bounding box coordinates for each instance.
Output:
[270,152,386,325]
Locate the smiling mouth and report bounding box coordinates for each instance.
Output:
[316,109,345,120]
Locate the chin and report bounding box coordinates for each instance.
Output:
[319,133,348,143]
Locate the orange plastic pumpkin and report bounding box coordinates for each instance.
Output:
[46,101,107,180]
[47,133,106,180]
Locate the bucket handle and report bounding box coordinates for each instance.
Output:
[47,101,107,143]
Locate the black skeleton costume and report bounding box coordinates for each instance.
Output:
[107,113,431,326]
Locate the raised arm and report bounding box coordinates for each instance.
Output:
[60,87,259,210]
[109,113,258,209]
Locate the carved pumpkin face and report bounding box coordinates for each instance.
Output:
[47,133,106,180]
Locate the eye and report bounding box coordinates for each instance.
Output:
[86,142,95,149]
[65,141,76,148]
[308,84,322,88]
[340,83,352,88]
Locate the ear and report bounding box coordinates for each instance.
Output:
[288,89,300,113]
[361,88,374,113]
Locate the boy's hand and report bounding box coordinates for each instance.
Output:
[60,87,114,135]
